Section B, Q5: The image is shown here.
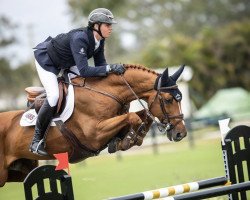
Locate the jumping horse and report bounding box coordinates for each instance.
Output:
[0,64,187,187]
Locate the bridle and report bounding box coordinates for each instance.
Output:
[120,75,184,135]
[148,86,184,134]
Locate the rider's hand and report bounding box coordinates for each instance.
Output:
[106,64,126,75]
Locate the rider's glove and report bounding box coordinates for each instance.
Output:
[106,64,126,75]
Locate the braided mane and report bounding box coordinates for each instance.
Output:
[123,64,159,75]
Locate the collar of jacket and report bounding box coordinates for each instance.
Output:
[86,27,104,51]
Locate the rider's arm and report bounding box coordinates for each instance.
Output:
[93,40,126,75]
[70,32,108,77]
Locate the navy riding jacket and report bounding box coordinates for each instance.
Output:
[34,27,108,77]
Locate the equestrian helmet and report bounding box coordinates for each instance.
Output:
[88,8,117,25]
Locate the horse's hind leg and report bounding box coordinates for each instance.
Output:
[8,159,38,182]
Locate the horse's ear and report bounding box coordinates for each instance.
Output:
[160,68,169,87]
[170,64,185,81]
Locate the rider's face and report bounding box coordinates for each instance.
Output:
[100,23,113,38]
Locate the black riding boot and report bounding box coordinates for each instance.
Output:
[29,99,56,156]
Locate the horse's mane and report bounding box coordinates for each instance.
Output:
[123,64,159,76]
[71,64,159,84]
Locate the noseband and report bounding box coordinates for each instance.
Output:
[148,86,184,133]
[120,75,184,135]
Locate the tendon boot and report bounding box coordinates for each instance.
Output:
[29,99,56,156]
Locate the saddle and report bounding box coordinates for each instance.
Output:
[25,77,68,115]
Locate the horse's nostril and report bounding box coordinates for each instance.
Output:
[176,132,182,139]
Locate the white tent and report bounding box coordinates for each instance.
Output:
[194,87,250,120]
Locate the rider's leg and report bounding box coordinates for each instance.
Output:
[29,60,59,156]
[29,99,56,155]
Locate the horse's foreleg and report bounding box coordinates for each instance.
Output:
[108,123,146,153]
[109,110,153,153]
[93,112,142,150]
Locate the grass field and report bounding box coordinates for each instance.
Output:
[0,134,249,200]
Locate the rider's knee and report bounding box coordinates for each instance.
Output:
[47,92,59,107]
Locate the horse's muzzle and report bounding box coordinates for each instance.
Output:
[166,127,187,142]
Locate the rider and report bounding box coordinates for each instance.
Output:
[30,8,125,156]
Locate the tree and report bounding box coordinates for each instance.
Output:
[0,16,35,109]
[0,16,17,97]
[0,58,12,93]
[139,20,250,107]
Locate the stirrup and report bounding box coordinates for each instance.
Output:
[29,139,48,156]
[108,137,121,153]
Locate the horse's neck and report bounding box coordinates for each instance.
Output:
[72,67,157,105]
[122,68,157,101]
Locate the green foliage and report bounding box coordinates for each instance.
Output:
[11,63,35,96]
[0,58,12,93]
[0,16,35,105]
[184,20,250,107]
[139,20,250,107]
[0,59,34,110]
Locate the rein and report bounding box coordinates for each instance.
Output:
[64,78,127,110]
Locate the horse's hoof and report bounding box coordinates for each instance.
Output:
[108,138,121,153]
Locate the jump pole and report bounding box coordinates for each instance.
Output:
[161,181,250,200]
[109,176,228,200]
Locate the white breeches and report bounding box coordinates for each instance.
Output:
[35,60,79,107]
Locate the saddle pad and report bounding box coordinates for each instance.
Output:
[20,84,74,127]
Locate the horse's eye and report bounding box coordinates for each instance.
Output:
[164,98,173,104]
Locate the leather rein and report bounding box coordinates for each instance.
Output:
[69,78,125,106]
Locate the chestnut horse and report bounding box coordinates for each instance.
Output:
[0,64,187,187]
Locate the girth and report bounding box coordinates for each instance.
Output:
[54,120,100,163]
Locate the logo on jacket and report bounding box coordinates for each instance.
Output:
[79,48,85,55]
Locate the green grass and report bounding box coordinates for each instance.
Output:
[0,137,249,200]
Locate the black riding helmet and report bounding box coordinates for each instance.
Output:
[88,8,117,38]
